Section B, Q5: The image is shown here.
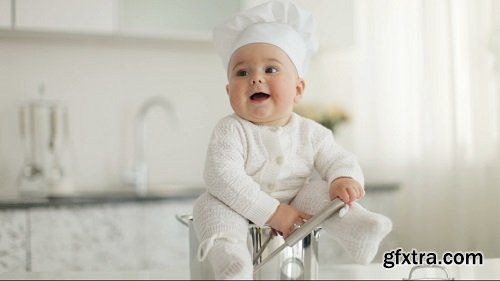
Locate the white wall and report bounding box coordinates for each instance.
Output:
[0,36,233,193]
[0,1,358,196]
[0,34,357,196]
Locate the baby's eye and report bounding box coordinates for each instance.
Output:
[265,66,278,74]
[236,70,249,76]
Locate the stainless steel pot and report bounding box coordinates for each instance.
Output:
[176,214,321,280]
[176,200,346,280]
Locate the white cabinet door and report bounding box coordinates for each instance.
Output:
[118,0,241,41]
[15,0,117,34]
[0,0,11,29]
[29,204,141,271]
[28,199,195,271]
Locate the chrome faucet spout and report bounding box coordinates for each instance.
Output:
[131,96,175,196]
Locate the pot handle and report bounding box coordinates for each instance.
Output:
[175,214,193,227]
[404,265,454,280]
[254,199,345,273]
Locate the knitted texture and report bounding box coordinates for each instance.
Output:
[205,242,254,279]
[194,112,378,279]
[193,181,393,279]
[324,202,393,264]
[203,113,364,226]
[193,192,253,279]
[291,180,393,264]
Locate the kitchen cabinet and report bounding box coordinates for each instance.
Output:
[0,199,195,272]
[0,0,11,29]
[2,0,354,47]
[0,210,28,271]
[14,0,117,34]
[6,0,241,41]
[118,0,241,41]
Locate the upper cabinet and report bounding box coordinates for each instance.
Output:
[14,0,117,34]
[5,0,241,41]
[3,0,352,48]
[0,0,11,29]
[118,0,241,41]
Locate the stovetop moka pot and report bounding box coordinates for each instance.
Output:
[17,86,74,197]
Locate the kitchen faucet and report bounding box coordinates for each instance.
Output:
[129,96,176,196]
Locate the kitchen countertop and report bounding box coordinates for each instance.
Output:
[0,183,206,209]
[0,182,399,210]
[1,258,498,280]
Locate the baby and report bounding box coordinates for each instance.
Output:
[192,1,392,279]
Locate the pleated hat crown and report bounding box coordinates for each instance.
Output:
[213,0,319,77]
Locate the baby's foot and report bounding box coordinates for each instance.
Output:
[324,202,393,264]
[205,238,254,279]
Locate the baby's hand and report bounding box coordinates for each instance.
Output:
[329,177,365,206]
[266,203,311,238]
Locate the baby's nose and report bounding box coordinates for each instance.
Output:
[251,79,263,84]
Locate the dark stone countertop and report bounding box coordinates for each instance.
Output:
[0,184,206,210]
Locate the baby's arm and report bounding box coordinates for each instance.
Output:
[329,177,365,205]
[266,203,311,238]
[311,122,365,205]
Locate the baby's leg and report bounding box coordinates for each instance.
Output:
[289,180,332,214]
[192,192,253,279]
[291,180,392,264]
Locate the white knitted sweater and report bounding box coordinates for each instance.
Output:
[203,113,364,227]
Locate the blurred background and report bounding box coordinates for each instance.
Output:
[0,0,499,274]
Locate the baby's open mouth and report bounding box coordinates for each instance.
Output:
[250,92,270,101]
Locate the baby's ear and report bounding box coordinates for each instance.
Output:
[226,84,230,96]
[294,79,305,103]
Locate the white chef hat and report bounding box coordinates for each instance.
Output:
[213,0,319,77]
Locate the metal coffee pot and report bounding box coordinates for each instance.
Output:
[17,88,74,197]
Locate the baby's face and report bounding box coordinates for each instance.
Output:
[226,43,304,127]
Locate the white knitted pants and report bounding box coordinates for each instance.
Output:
[192,180,392,279]
[193,192,253,280]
